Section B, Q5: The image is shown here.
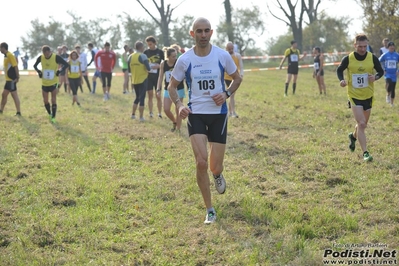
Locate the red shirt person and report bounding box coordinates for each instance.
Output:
[94,42,116,101]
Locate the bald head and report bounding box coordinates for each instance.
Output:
[226,41,234,55]
[191,17,211,31]
[190,17,213,50]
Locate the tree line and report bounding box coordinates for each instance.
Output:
[20,0,396,59]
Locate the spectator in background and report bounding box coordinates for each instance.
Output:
[233,43,239,53]
[279,40,307,97]
[75,45,91,93]
[94,42,116,101]
[144,36,164,118]
[87,42,101,94]
[224,41,244,117]
[121,44,130,94]
[379,38,389,56]
[312,46,326,95]
[156,47,185,132]
[58,45,70,93]
[13,47,20,64]
[22,54,29,70]
[171,43,183,58]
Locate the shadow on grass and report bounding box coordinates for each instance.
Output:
[51,121,99,146]
[17,116,41,136]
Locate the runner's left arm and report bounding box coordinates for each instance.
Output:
[55,55,70,73]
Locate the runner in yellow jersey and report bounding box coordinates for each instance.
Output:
[224,41,244,117]
[0,42,21,116]
[67,50,83,106]
[336,34,384,162]
[279,40,307,97]
[33,45,70,123]
[128,41,151,122]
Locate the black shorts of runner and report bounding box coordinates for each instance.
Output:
[287,64,299,75]
[386,78,396,99]
[314,69,324,76]
[42,84,58,93]
[59,69,66,76]
[147,74,158,91]
[187,114,228,144]
[100,72,112,87]
[348,97,373,111]
[4,81,17,92]
[224,79,232,87]
[122,68,128,73]
[69,78,81,96]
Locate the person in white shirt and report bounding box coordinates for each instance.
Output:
[168,17,242,224]
[379,38,390,56]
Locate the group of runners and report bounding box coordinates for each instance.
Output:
[2,19,397,223]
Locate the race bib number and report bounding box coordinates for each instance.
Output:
[165,70,172,83]
[290,54,299,62]
[387,60,397,69]
[149,63,157,74]
[197,79,215,90]
[314,62,319,70]
[352,73,369,88]
[71,65,80,73]
[43,69,55,80]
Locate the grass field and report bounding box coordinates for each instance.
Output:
[0,66,398,266]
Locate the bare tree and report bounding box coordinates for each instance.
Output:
[224,0,234,42]
[267,0,323,51]
[355,0,399,54]
[136,0,187,47]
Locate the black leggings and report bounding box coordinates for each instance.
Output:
[133,80,148,106]
[69,78,80,96]
[387,78,396,99]
[100,72,112,87]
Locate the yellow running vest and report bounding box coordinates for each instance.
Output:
[41,53,59,86]
[68,60,81,79]
[224,54,239,81]
[130,53,148,85]
[347,52,374,100]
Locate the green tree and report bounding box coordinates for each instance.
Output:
[136,0,187,47]
[170,15,195,49]
[66,12,121,50]
[267,13,351,60]
[216,6,265,55]
[21,18,66,57]
[356,0,399,53]
[302,13,351,53]
[119,13,160,47]
[267,34,293,56]
[21,13,121,57]
[267,0,325,51]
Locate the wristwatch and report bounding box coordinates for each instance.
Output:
[225,90,231,98]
